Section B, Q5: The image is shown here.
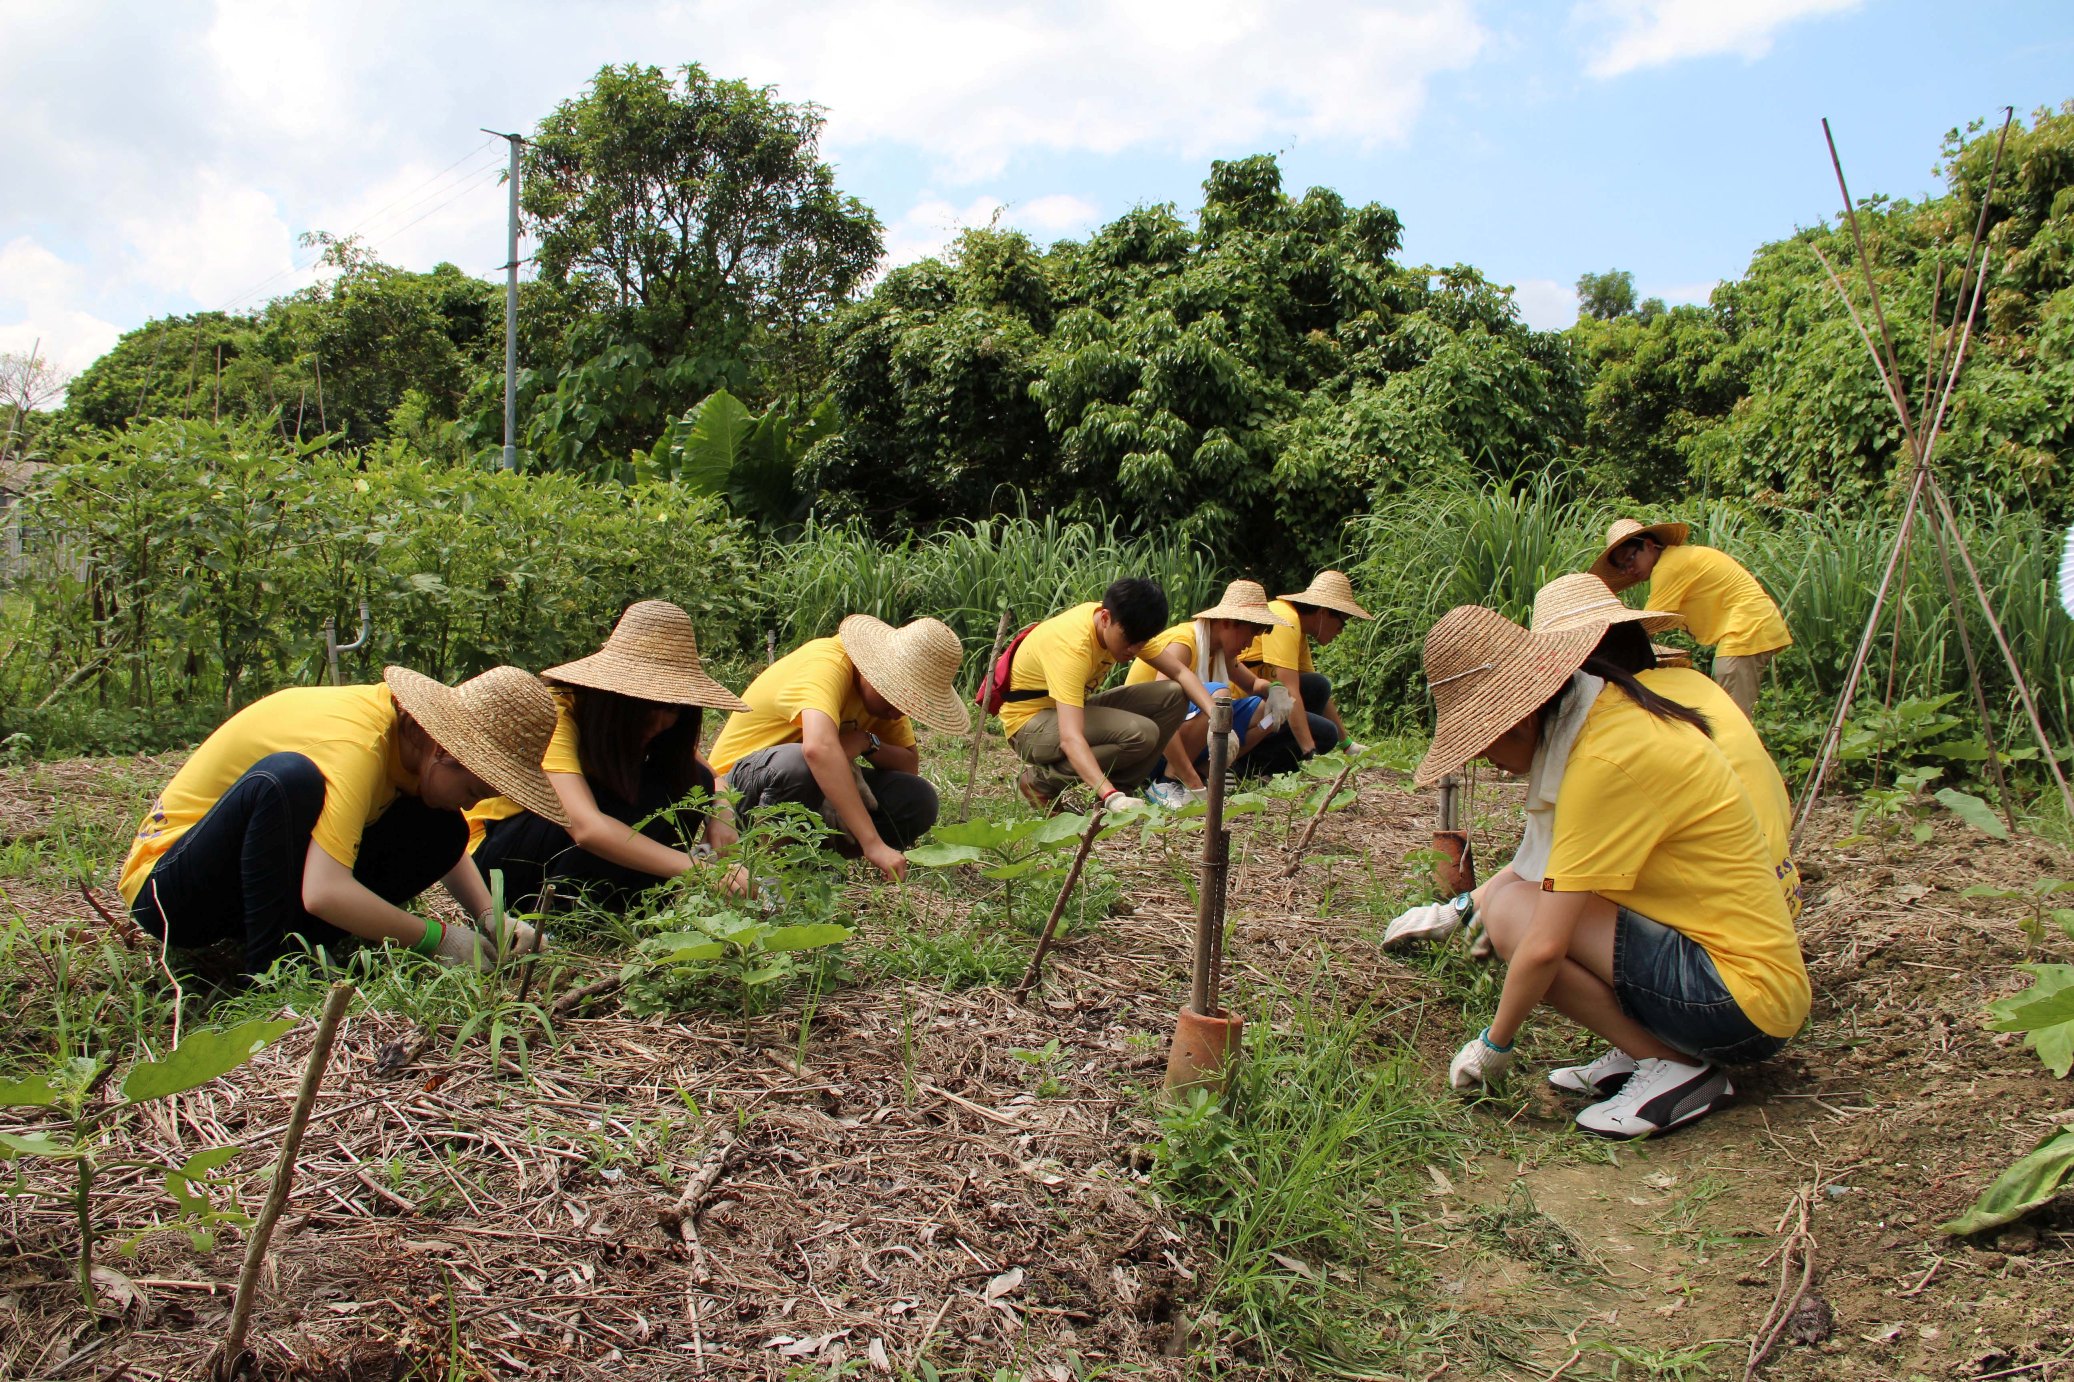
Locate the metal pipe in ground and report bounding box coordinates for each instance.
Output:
[1167,692,1241,1097]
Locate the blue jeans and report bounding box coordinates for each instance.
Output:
[130,751,465,974]
[1237,671,1341,779]
[1612,907,1785,1065]
[476,762,713,913]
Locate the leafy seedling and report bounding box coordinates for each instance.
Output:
[1984,963,2074,1077]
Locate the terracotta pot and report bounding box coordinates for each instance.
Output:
[1163,1005,1245,1097]
[1432,828,1476,897]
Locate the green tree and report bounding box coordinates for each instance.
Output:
[505,62,882,470]
[1575,268,1637,321]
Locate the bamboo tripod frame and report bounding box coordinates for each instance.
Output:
[1792,110,2074,843]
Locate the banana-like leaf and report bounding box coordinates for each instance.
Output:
[760,924,852,953]
[1941,1127,2074,1236]
[927,820,1018,849]
[676,388,752,496]
[1935,787,2010,840]
[906,843,986,868]
[122,1019,296,1104]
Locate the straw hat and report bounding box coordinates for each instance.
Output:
[1531,572,1686,637]
[1653,644,1693,669]
[543,600,748,712]
[838,615,972,734]
[1278,569,1372,620]
[1588,517,1690,586]
[1414,607,1600,787]
[384,665,570,824]
[1193,579,1291,627]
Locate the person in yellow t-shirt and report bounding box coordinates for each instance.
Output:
[466,601,750,913]
[121,666,563,976]
[1409,606,1809,1140]
[1000,579,1216,813]
[710,615,968,883]
[1236,569,1373,777]
[1123,579,1290,804]
[1590,518,1791,719]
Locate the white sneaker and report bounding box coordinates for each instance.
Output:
[1573,1058,1732,1140]
[1547,1047,1639,1097]
[1144,780,1192,810]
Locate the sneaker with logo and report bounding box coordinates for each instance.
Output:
[1572,1058,1731,1139]
[1547,1047,1639,1097]
[1144,779,1193,811]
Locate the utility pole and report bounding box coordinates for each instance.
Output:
[482,129,526,471]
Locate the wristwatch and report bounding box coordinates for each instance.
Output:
[864,731,882,759]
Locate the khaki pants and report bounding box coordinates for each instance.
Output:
[1010,682,1189,796]
[1711,650,1776,720]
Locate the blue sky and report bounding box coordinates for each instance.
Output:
[3,0,2068,384]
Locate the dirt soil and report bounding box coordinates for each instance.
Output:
[1,743,2070,1380]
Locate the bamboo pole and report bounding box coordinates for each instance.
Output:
[960,603,1014,822]
[1189,693,1234,1019]
[216,982,354,1380]
[1014,804,1106,1000]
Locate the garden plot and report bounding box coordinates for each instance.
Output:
[1,739,2071,1380]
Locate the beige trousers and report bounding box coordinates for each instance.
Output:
[1711,651,1776,720]
[1010,682,1189,796]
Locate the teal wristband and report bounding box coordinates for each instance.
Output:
[1479,1026,1514,1054]
[412,917,444,956]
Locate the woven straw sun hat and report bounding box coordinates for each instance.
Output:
[1588,517,1691,586]
[1193,579,1292,627]
[1278,569,1373,620]
[838,615,972,734]
[543,600,749,712]
[1531,572,1686,638]
[1414,606,1601,788]
[384,665,570,824]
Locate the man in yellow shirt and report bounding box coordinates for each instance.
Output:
[1238,569,1372,777]
[1591,518,1791,719]
[1000,579,1214,812]
[711,616,968,883]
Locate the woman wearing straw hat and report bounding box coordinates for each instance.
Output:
[1125,579,1294,807]
[1409,605,1809,1138]
[1591,519,1790,720]
[1238,569,1372,778]
[468,601,751,913]
[120,666,564,976]
[709,615,968,882]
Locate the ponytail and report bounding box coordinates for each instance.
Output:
[1583,657,1712,737]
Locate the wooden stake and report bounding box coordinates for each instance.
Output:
[1280,751,1361,879]
[1190,693,1234,1017]
[960,603,1014,822]
[1014,805,1106,1000]
[216,981,354,1380]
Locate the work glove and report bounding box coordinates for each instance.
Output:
[1382,894,1472,950]
[1345,740,1368,756]
[1102,792,1146,813]
[433,923,497,972]
[1264,682,1296,725]
[1448,1029,1516,1091]
[486,914,541,959]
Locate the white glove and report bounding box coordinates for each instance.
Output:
[1345,740,1368,755]
[850,761,879,812]
[433,923,496,972]
[1264,682,1296,725]
[1383,895,1470,950]
[1449,1030,1516,1090]
[1103,792,1145,813]
[487,914,541,958]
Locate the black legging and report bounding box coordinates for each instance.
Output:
[130,751,466,974]
[1237,671,1342,779]
[472,764,712,913]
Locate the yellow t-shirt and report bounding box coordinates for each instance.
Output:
[999,603,1120,740]
[464,691,582,850]
[1647,545,1791,656]
[1124,621,1200,686]
[118,685,420,905]
[709,636,916,773]
[1639,667,1803,920]
[1545,689,1810,1039]
[1238,599,1313,674]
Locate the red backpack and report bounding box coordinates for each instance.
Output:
[975,623,1045,715]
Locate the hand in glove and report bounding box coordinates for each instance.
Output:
[1102,792,1145,813]
[1263,681,1296,726]
[484,913,541,959]
[1382,894,1471,950]
[431,921,496,972]
[1448,1029,1516,1091]
[1345,739,1368,755]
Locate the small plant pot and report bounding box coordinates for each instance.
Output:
[1163,1005,1244,1098]
[1432,828,1476,897]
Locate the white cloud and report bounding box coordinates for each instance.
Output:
[1575,0,1862,78]
[1511,277,1576,331]
[0,238,123,378]
[880,192,1103,268]
[1016,194,1102,237]
[1649,278,1722,306]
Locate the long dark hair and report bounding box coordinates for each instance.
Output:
[1591,623,1659,676]
[1538,656,1712,738]
[565,686,706,806]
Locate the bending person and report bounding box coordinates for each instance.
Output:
[469,601,750,912]
[710,616,968,883]
[1238,569,1372,778]
[1124,579,1291,807]
[1408,606,1809,1138]
[1590,518,1790,720]
[121,666,563,975]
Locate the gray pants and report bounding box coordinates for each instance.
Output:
[724,744,940,850]
[1010,681,1189,796]
[1711,650,1776,720]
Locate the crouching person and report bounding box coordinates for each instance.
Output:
[1123,579,1291,807]
[710,616,968,882]
[1411,606,1809,1139]
[1238,570,1372,778]
[1002,579,1205,814]
[468,600,750,912]
[120,666,565,976]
